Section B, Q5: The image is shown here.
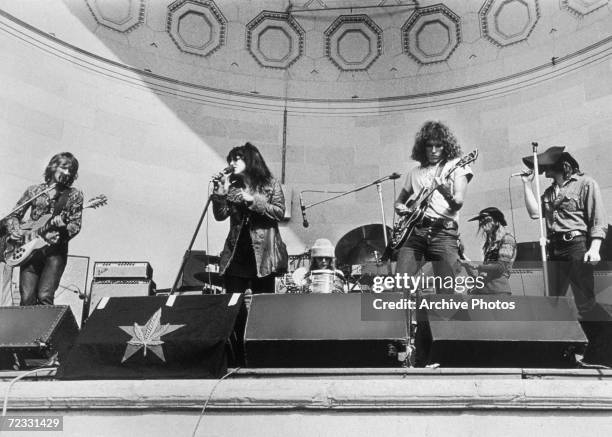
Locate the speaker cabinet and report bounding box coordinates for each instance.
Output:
[417,295,587,368]
[0,306,78,368]
[245,293,408,367]
[508,268,545,296]
[88,280,155,315]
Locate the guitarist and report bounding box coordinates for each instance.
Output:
[5,153,84,305]
[394,121,473,295]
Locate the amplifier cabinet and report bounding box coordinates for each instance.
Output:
[93,261,152,280]
[89,280,155,315]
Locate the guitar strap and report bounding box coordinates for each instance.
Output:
[427,160,451,218]
[434,160,446,180]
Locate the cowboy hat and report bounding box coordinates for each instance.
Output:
[468,207,507,226]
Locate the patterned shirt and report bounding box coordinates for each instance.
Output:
[541,174,607,240]
[478,233,516,277]
[6,183,84,244]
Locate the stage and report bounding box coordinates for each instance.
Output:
[1,367,612,437]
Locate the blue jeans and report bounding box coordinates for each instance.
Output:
[395,225,462,294]
[19,246,67,306]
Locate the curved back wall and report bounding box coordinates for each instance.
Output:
[0,1,611,288]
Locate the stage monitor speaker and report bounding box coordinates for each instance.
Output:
[88,280,155,315]
[57,294,246,379]
[418,295,587,368]
[244,293,408,367]
[0,306,78,369]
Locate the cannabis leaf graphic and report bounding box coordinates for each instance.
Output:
[118,308,185,363]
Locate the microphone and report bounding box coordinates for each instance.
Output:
[212,166,233,182]
[389,172,401,180]
[511,170,533,178]
[299,193,309,228]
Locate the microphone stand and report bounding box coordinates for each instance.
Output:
[302,173,399,211]
[300,173,399,272]
[170,194,214,295]
[531,142,550,296]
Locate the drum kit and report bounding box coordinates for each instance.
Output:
[277,224,396,294]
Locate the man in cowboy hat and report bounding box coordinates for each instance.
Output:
[520,146,607,319]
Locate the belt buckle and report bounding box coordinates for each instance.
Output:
[562,232,574,242]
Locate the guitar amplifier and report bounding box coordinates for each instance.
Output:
[93,261,152,280]
[508,268,545,296]
[88,280,156,315]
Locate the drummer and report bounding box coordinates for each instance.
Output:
[302,239,346,293]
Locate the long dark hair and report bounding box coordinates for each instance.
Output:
[411,121,462,166]
[226,142,273,191]
[478,219,504,255]
[44,152,79,186]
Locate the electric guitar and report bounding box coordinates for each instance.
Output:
[388,150,478,251]
[3,194,107,267]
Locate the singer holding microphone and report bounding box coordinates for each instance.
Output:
[519,146,612,366]
[211,142,288,294]
[520,147,607,314]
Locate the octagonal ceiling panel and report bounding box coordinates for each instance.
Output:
[324,15,383,72]
[167,0,227,57]
[480,0,540,47]
[402,4,461,65]
[85,0,145,33]
[562,0,609,16]
[246,11,305,69]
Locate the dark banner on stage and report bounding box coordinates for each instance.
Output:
[57,294,245,379]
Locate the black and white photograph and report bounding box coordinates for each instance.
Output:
[0,0,612,436]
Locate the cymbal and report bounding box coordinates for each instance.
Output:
[193,271,224,286]
[189,253,220,264]
[335,224,395,266]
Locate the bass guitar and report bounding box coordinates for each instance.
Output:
[388,150,478,250]
[3,194,107,267]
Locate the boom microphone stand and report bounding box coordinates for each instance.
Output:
[300,173,400,260]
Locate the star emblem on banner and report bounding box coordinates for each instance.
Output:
[118,308,185,363]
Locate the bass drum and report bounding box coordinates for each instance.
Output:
[307,269,346,294]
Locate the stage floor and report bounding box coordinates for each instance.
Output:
[1,367,612,436]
